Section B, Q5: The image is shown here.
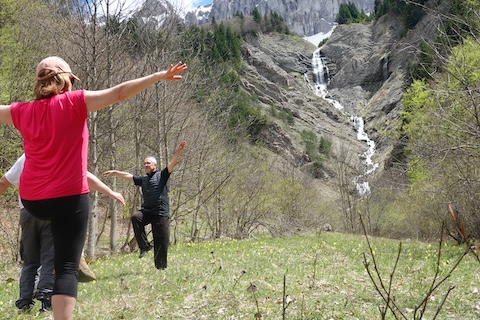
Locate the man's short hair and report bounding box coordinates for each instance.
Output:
[145,156,157,165]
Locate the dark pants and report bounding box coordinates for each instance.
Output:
[131,211,170,269]
[22,194,89,298]
[16,208,54,308]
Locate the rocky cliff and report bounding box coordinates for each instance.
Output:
[319,12,441,165]
[236,11,440,191]
[238,32,367,183]
[185,0,375,36]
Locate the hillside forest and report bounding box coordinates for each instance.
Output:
[0,0,479,261]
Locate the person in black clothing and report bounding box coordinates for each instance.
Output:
[0,154,125,313]
[103,141,186,269]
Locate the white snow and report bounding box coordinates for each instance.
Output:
[303,25,336,47]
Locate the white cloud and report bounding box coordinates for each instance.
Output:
[100,0,211,18]
[167,0,212,14]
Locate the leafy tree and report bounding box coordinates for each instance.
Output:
[337,2,368,24]
[319,136,332,157]
[0,0,48,173]
[251,7,262,24]
[374,0,425,30]
[267,11,289,34]
[234,11,244,19]
[301,129,324,163]
[402,38,480,239]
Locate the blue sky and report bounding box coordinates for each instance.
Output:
[101,0,214,16]
[169,0,212,12]
[192,0,212,6]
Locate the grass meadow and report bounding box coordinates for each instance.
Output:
[0,232,479,319]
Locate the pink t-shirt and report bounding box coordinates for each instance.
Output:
[10,90,90,200]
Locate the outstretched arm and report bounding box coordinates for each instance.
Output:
[102,170,134,183]
[0,105,12,124]
[85,62,187,112]
[0,176,13,196]
[87,172,125,205]
[167,141,187,173]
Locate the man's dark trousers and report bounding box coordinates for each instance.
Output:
[131,211,170,269]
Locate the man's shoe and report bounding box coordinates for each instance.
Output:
[139,246,152,258]
[39,299,52,312]
[35,291,52,312]
[15,299,34,312]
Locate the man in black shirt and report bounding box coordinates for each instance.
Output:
[103,141,186,269]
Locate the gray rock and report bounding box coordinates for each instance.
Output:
[188,0,375,36]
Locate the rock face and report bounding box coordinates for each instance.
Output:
[186,0,375,36]
[238,32,367,179]
[237,11,440,184]
[319,12,441,160]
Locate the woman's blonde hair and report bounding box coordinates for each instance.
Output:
[34,71,74,100]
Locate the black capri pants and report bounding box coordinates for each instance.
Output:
[22,193,89,298]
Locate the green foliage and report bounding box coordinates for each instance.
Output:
[407,1,480,82]
[400,79,430,134]
[0,0,46,102]
[336,2,368,24]
[318,37,329,47]
[401,38,480,239]
[1,233,477,318]
[107,16,170,57]
[407,41,436,81]
[180,23,268,143]
[270,106,294,125]
[234,11,244,19]
[374,0,425,30]
[448,0,480,38]
[265,11,290,34]
[251,7,261,23]
[226,91,266,141]
[0,0,47,162]
[239,9,289,36]
[319,136,332,157]
[183,23,241,66]
[300,129,324,162]
[211,23,242,65]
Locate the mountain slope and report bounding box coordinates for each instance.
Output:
[186,0,375,36]
[237,32,368,188]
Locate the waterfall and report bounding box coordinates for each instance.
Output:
[305,49,344,110]
[306,48,378,197]
[312,49,329,96]
[350,116,379,197]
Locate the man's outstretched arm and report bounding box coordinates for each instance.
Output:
[102,170,134,182]
[167,141,187,173]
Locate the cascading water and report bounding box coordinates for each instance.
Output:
[312,49,329,96]
[305,49,344,110]
[350,116,379,196]
[307,48,378,197]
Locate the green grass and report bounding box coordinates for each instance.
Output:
[0,232,479,319]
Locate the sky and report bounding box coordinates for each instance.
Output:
[167,0,212,12]
[115,0,212,15]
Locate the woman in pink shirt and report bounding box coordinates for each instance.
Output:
[0,56,187,320]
